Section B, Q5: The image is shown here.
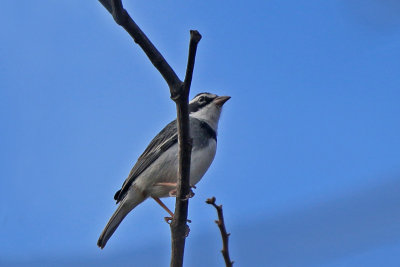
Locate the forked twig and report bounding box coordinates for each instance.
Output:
[98,1,202,266]
[206,197,234,267]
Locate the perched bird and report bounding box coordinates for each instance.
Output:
[97,92,230,249]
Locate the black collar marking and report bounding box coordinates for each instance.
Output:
[200,121,217,141]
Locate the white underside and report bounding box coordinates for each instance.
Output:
[130,139,217,198]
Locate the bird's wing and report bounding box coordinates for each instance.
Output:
[114,120,178,203]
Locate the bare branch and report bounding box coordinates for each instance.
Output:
[206,197,234,267]
[98,0,182,95]
[169,31,202,267]
[181,30,202,98]
[98,1,202,266]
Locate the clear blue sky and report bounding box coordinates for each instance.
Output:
[1,1,400,266]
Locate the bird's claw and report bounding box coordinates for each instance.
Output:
[167,184,196,197]
[169,189,177,197]
[164,216,192,224]
[169,189,195,200]
[164,216,173,224]
[184,189,195,200]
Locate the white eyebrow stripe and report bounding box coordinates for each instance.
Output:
[190,93,217,104]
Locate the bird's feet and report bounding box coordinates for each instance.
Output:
[152,197,192,224]
[168,189,177,197]
[164,216,192,224]
[186,189,195,199]
[168,188,195,199]
[154,182,197,198]
[164,216,173,224]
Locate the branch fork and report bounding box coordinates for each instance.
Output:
[98,1,201,266]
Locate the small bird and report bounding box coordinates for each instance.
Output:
[97,92,230,249]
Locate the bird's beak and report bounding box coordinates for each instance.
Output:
[214,96,231,107]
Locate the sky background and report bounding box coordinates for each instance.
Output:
[1,0,400,266]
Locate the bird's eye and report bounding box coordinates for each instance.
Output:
[198,96,205,102]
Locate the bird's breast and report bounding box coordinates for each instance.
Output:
[134,139,217,198]
[189,139,217,185]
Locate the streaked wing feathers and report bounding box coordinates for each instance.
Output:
[114,120,178,203]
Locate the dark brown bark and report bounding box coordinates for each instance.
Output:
[170,30,201,267]
[98,1,201,266]
[206,197,234,267]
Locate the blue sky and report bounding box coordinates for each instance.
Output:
[1,0,400,266]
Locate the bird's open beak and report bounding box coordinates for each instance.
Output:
[214,96,231,107]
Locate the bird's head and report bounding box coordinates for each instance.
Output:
[189,92,230,131]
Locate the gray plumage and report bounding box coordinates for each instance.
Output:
[97,93,230,249]
[114,118,216,203]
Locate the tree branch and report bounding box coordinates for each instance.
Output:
[99,0,182,94]
[206,197,234,267]
[169,30,201,267]
[98,1,202,266]
[182,30,202,97]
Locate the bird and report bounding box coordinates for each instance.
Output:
[97,92,230,249]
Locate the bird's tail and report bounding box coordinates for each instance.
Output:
[97,187,146,249]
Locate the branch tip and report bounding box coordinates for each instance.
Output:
[206,197,216,205]
[206,197,233,267]
[190,30,202,43]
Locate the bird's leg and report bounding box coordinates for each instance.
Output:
[169,189,177,197]
[153,182,177,197]
[169,187,195,199]
[154,182,178,197]
[152,197,174,217]
[154,182,196,198]
[152,197,192,224]
[152,197,174,224]
[154,182,177,187]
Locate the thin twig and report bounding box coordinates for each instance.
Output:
[99,0,182,93]
[182,30,202,98]
[170,30,202,267]
[206,197,234,267]
[98,1,202,266]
